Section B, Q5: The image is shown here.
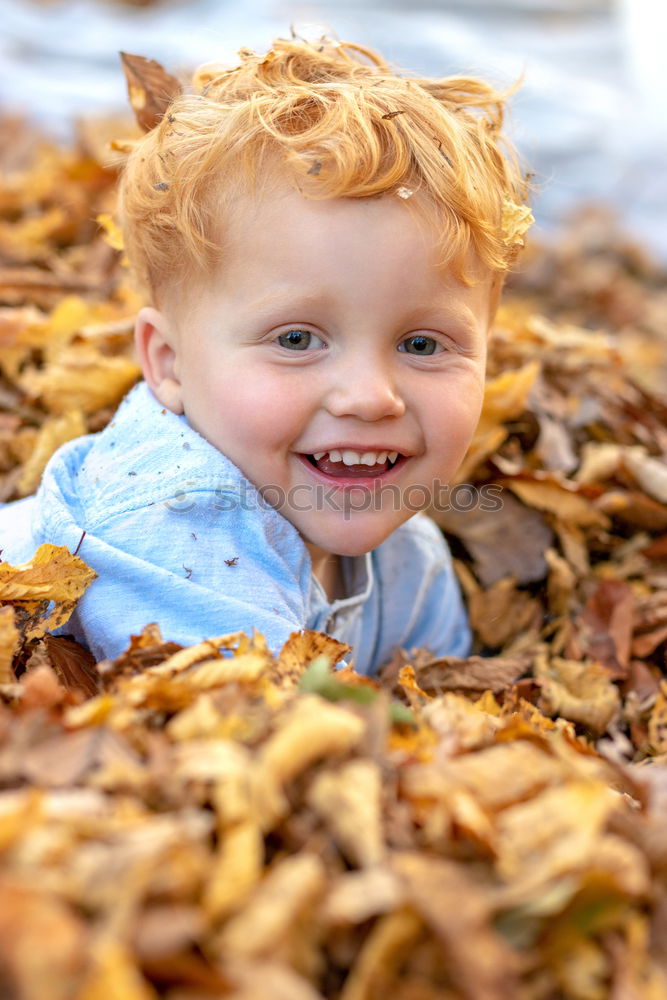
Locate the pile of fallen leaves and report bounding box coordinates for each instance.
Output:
[1,110,667,998]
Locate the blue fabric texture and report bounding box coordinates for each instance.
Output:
[0,382,471,673]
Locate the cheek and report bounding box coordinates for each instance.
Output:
[198,372,313,452]
[425,374,484,436]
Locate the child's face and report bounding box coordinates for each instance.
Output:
[138,180,492,560]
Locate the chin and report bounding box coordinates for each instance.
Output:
[306,518,406,558]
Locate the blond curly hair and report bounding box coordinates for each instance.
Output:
[119,35,531,301]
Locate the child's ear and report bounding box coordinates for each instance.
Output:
[134,307,184,414]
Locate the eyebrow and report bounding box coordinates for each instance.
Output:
[242,289,332,317]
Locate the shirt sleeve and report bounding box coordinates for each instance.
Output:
[42,492,312,663]
[379,514,472,660]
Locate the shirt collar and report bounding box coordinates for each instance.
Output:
[310,550,373,614]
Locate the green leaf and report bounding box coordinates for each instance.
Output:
[299,656,416,726]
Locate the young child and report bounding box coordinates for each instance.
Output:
[0,35,531,671]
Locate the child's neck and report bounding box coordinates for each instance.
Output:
[305,542,345,602]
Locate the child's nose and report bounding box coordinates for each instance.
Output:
[324,360,406,421]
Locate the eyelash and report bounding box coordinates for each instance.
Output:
[275,329,446,356]
[275,329,325,351]
[397,335,443,356]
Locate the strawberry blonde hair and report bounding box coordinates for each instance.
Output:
[119,35,531,301]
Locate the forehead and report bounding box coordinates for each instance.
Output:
[163,175,494,323]
[220,178,489,285]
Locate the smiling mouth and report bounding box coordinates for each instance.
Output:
[303,450,403,478]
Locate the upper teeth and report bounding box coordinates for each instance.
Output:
[312,449,399,466]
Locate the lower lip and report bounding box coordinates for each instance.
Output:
[296,454,408,488]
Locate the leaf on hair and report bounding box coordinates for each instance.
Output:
[119,52,182,133]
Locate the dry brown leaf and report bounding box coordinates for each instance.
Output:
[308,759,384,867]
[225,958,326,1000]
[468,576,542,647]
[77,937,158,1000]
[545,547,578,618]
[141,631,254,678]
[405,740,569,813]
[407,651,531,697]
[577,578,635,677]
[203,819,264,921]
[535,652,621,734]
[119,53,183,133]
[495,780,618,889]
[501,476,609,528]
[0,880,89,1000]
[322,868,404,926]
[392,852,520,999]
[575,441,625,485]
[623,447,667,506]
[432,489,553,586]
[132,904,205,962]
[275,629,351,687]
[338,907,423,1000]
[423,693,503,751]
[38,633,100,697]
[216,853,326,960]
[259,696,365,787]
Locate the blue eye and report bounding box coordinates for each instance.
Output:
[276,329,323,351]
[399,335,440,356]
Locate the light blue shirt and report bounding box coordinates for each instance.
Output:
[0,382,471,673]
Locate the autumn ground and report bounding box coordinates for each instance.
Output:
[1,108,667,999]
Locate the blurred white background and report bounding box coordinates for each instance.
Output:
[1,0,665,259]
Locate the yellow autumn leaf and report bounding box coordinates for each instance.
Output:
[308,759,385,867]
[457,361,540,480]
[0,605,19,683]
[17,409,86,496]
[216,853,326,959]
[19,344,141,415]
[275,628,351,687]
[648,682,667,754]
[495,780,618,888]
[77,938,158,1000]
[0,206,69,262]
[477,361,540,437]
[203,818,264,920]
[501,199,534,247]
[96,213,124,252]
[0,544,96,605]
